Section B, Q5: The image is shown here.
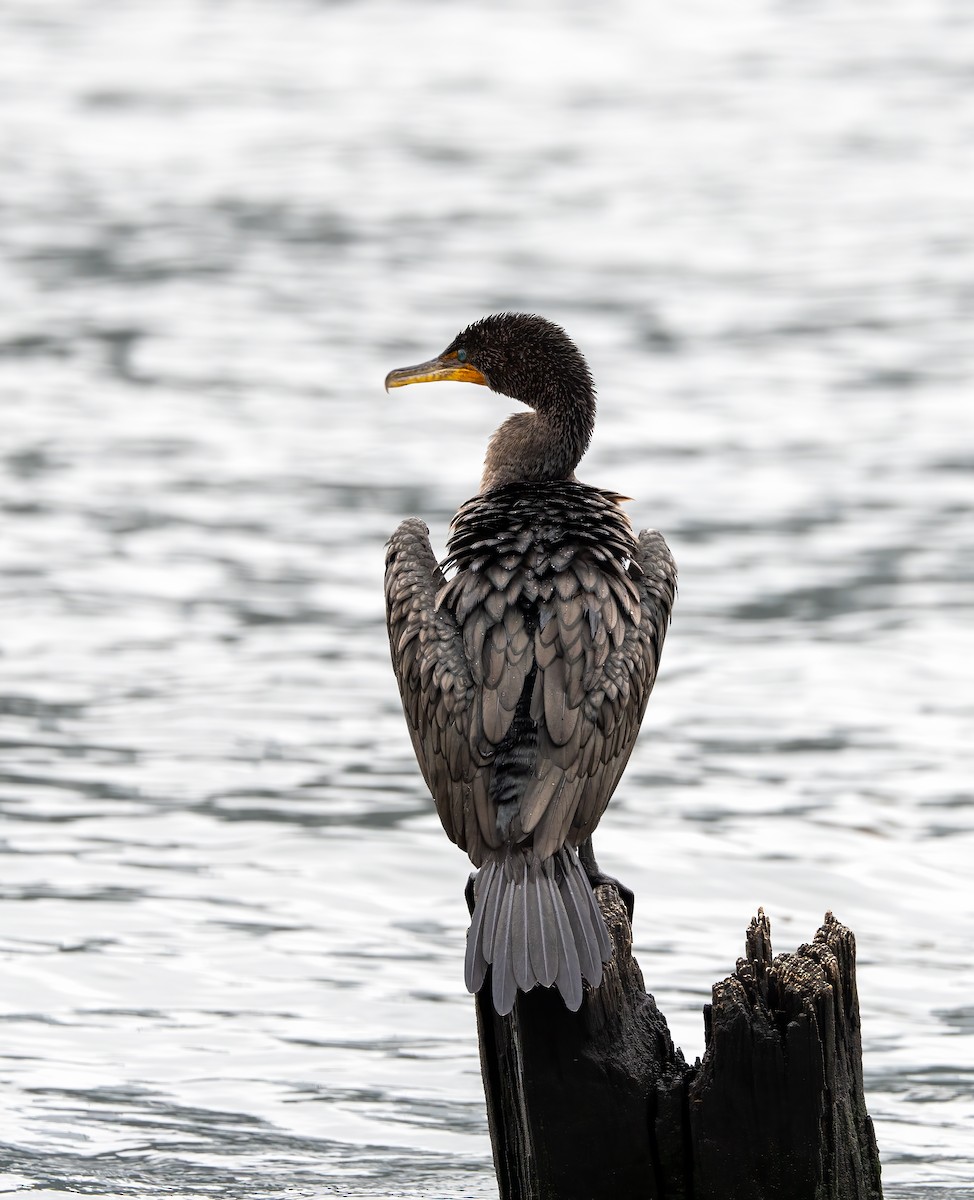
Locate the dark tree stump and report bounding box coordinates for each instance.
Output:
[689,910,882,1200]
[472,891,882,1200]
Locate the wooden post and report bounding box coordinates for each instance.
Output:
[472,890,882,1200]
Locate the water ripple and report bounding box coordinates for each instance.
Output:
[1,0,971,1196]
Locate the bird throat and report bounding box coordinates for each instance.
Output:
[481,405,594,492]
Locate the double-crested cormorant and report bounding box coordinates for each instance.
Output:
[384,313,676,1015]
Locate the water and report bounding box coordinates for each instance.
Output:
[1,0,972,1195]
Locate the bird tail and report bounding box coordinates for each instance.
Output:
[464,845,612,1016]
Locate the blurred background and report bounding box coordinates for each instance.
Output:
[1,0,972,1196]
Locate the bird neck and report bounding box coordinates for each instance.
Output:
[480,396,595,492]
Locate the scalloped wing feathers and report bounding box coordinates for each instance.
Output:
[384,486,676,868]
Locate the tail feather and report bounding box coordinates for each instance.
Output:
[510,877,534,992]
[527,860,558,986]
[558,850,604,990]
[550,879,584,1013]
[562,846,612,964]
[465,844,612,1015]
[479,859,506,955]
[464,859,496,993]
[490,875,517,1015]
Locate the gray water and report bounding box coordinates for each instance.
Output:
[1,1,972,1196]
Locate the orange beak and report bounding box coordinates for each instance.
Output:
[384,353,488,392]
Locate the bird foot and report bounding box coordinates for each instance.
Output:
[590,872,635,923]
[577,838,635,922]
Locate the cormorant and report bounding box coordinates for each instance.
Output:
[384,313,676,1015]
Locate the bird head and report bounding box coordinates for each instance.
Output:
[384,312,594,415]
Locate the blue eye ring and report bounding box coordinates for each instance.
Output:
[457,348,468,362]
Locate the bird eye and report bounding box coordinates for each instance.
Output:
[456,348,468,362]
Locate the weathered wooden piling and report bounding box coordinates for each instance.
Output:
[472,888,882,1200]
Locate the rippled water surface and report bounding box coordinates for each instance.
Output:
[2,1,973,1196]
